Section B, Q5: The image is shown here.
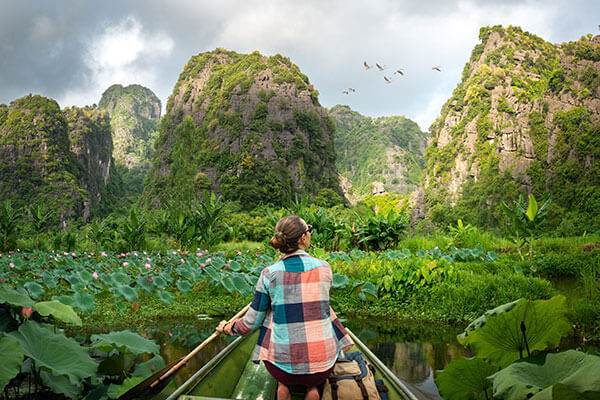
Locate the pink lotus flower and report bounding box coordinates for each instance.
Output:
[237,251,242,256]
[200,263,205,267]
[101,251,107,257]
[181,259,185,264]
[0,277,3,282]
[22,306,33,318]
[196,253,202,257]
[93,272,99,280]
[145,263,151,269]
[9,263,14,268]
[583,337,588,343]
[206,258,211,263]
[123,262,129,267]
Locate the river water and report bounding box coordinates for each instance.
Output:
[145,316,470,399]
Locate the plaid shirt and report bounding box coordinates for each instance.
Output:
[233,250,354,374]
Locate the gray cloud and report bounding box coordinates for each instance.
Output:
[1,0,598,129]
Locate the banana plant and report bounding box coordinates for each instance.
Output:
[87,217,109,252]
[121,207,147,250]
[192,190,226,249]
[0,200,21,251]
[28,203,54,250]
[501,194,551,260]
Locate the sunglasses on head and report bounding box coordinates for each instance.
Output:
[303,225,313,235]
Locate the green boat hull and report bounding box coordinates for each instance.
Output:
[167,329,419,400]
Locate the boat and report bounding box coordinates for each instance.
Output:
[164,328,420,400]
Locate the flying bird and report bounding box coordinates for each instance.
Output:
[376,63,387,71]
[384,76,392,84]
[349,87,356,92]
[394,68,404,75]
[363,61,373,70]
[432,66,442,72]
[342,90,349,94]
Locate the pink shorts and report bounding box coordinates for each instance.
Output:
[264,361,334,387]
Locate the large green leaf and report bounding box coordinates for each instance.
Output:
[332,273,350,289]
[34,300,82,326]
[40,370,82,399]
[551,383,600,400]
[0,307,18,333]
[115,285,139,302]
[132,355,165,377]
[90,330,160,356]
[6,321,97,384]
[459,296,571,367]
[0,336,23,391]
[489,350,600,400]
[231,274,252,297]
[435,357,499,400]
[0,286,34,308]
[24,281,45,299]
[525,194,538,222]
[458,299,520,341]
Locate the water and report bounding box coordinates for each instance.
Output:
[144,317,470,399]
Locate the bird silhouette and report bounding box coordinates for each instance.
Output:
[376,63,387,71]
[394,68,404,75]
[349,88,356,92]
[432,66,441,72]
[384,76,392,84]
[363,61,373,70]
[342,90,349,94]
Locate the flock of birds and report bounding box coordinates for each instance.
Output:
[341,61,441,94]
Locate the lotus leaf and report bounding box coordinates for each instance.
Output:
[176,279,193,294]
[135,276,156,294]
[132,354,165,377]
[153,275,168,289]
[7,321,97,384]
[40,370,82,399]
[34,300,82,326]
[458,299,521,340]
[113,376,146,398]
[231,274,252,297]
[489,350,600,400]
[82,384,109,400]
[228,260,242,272]
[0,336,23,391]
[551,383,600,400]
[115,285,138,302]
[222,275,235,293]
[157,290,174,305]
[0,286,34,308]
[332,273,350,289]
[91,330,160,355]
[204,266,221,282]
[435,357,499,400]
[459,296,571,367]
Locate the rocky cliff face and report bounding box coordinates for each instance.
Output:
[0,95,117,223]
[425,26,600,227]
[329,105,427,202]
[99,84,160,169]
[143,49,341,208]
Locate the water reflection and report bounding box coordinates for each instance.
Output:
[346,319,472,400]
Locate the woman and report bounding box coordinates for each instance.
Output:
[217,215,353,400]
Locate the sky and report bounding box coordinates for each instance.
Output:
[1,0,598,132]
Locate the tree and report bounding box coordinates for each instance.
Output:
[28,203,54,250]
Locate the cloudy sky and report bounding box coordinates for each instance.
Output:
[1,0,598,131]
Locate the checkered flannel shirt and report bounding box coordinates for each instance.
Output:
[233,250,354,374]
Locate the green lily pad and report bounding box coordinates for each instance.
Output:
[489,350,600,400]
[435,357,499,400]
[332,273,350,289]
[231,274,252,297]
[0,286,34,308]
[7,321,97,384]
[40,370,82,399]
[157,290,174,305]
[132,355,166,377]
[176,279,193,294]
[458,299,521,340]
[115,285,138,303]
[551,383,600,400]
[459,296,571,367]
[90,330,160,356]
[0,336,23,391]
[34,300,82,326]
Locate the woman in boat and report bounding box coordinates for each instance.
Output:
[217,214,353,400]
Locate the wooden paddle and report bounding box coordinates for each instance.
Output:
[117,303,251,400]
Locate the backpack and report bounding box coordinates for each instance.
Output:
[321,352,383,400]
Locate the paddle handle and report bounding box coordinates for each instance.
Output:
[151,303,251,388]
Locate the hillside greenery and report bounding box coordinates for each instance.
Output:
[143,49,340,210]
[330,105,428,197]
[425,25,600,234]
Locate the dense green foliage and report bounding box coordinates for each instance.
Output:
[330,105,427,196]
[425,25,600,234]
[143,49,339,210]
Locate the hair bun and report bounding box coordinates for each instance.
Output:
[269,231,287,250]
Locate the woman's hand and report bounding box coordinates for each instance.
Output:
[216,319,236,335]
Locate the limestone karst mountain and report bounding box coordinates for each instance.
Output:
[142,49,342,209]
[329,105,428,203]
[98,84,160,169]
[0,95,118,224]
[424,25,600,231]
